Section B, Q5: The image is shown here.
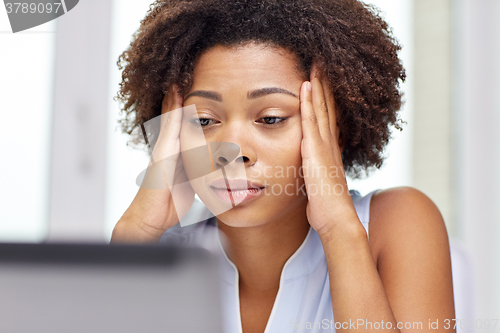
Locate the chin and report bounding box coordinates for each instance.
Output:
[214,203,269,228]
[215,196,302,229]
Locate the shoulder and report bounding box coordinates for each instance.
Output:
[368,186,450,265]
[366,187,456,321]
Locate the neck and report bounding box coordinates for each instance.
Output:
[217,203,310,294]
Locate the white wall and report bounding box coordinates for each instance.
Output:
[47,0,112,242]
[0,13,55,242]
[453,0,500,323]
[104,0,160,241]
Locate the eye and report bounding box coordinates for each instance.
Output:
[259,116,288,125]
[188,116,289,128]
[188,118,216,127]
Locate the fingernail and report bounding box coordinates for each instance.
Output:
[306,82,312,91]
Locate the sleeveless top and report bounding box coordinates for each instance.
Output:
[159,188,381,333]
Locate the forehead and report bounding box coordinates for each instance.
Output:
[190,43,306,89]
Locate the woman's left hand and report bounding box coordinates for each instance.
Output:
[300,64,360,236]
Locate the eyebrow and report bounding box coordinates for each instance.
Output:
[248,87,298,99]
[184,90,222,102]
[184,87,298,102]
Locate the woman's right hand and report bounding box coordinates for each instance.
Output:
[111,84,195,243]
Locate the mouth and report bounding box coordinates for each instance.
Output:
[208,179,266,204]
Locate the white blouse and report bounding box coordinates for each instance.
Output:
[159,188,380,333]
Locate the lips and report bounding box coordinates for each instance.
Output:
[208,178,265,190]
[207,178,266,205]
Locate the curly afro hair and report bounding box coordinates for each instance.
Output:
[115,0,406,179]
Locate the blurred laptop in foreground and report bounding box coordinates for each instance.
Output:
[0,243,222,333]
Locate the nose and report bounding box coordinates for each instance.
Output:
[211,142,249,167]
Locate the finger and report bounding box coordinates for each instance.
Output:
[158,100,184,189]
[320,75,341,149]
[153,85,183,163]
[160,84,180,129]
[310,64,331,139]
[164,108,183,153]
[166,85,184,138]
[300,80,321,143]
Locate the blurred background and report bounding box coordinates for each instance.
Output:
[0,0,499,330]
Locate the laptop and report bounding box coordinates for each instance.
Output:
[0,243,222,333]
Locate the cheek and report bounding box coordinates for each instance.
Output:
[179,127,212,182]
[276,120,303,166]
[260,123,303,174]
[279,139,302,168]
[180,121,207,150]
[179,126,189,155]
[179,128,194,176]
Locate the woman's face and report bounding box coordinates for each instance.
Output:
[180,43,308,227]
